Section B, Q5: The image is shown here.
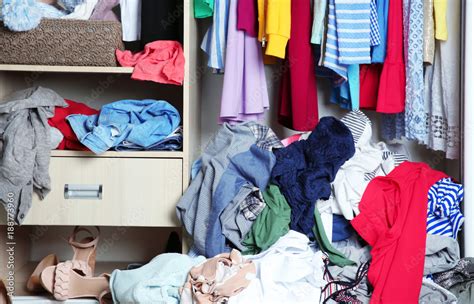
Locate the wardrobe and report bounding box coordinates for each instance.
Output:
[0,0,471,303]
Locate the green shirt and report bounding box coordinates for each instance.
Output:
[194,0,214,18]
[242,184,291,254]
[313,205,355,267]
[243,184,354,267]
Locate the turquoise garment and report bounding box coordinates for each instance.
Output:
[371,0,389,63]
[194,0,214,18]
[330,65,360,110]
[110,253,205,304]
[310,0,327,44]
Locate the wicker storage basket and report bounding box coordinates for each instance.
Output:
[0,19,124,67]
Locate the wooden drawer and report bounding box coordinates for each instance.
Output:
[19,157,183,226]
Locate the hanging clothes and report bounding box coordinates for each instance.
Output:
[322,0,372,111]
[194,0,214,18]
[351,162,447,304]
[403,0,426,141]
[422,0,461,159]
[376,0,405,114]
[434,0,448,40]
[277,0,318,131]
[371,0,389,63]
[334,0,372,65]
[219,0,269,123]
[140,0,182,47]
[423,0,435,64]
[311,0,328,45]
[369,0,381,46]
[359,64,382,110]
[256,0,291,59]
[120,0,141,42]
[201,0,230,71]
[329,65,360,111]
[237,0,257,37]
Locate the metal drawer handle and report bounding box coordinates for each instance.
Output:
[64,184,103,200]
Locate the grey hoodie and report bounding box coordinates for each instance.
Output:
[0,86,67,224]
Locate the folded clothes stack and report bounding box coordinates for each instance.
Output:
[0,86,182,224]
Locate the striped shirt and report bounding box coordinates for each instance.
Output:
[427,178,464,238]
[323,0,348,78]
[334,0,372,65]
[340,110,409,181]
[201,0,230,71]
[323,0,372,78]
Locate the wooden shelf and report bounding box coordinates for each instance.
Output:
[0,64,133,74]
[51,150,184,158]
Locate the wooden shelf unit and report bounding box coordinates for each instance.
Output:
[0,1,201,301]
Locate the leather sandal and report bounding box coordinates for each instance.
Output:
[26,254,58,292]
[40,264,110,301]
[27,226,100,293]
[0,279,11,304]
[68,226,100,275]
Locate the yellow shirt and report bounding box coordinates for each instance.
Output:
[434,0,448,40]
[257,0,291,59]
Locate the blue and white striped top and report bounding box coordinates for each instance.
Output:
[323,0,372,78]
[334,0,372,65]
[201,0,230,71]
[427,178,464,239]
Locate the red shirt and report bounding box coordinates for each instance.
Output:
[351,162,447,303]
[48,99,99,151]
[277,0,318,131]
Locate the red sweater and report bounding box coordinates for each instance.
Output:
[352,162,447,304]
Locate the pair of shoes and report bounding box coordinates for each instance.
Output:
[0,279,12,304]
[27,227,111,303]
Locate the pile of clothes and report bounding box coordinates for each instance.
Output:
[172,110,468,303]
[0,86,182,224]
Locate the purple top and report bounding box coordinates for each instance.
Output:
[237,0,258,37]
[219,0,269,123]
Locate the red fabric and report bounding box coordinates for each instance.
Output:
[376,0,406,113]
[351,162,447,304]
[116,40,185,85]
[277,0,318,131]
[48,99,99,151]
[359,64,382,110]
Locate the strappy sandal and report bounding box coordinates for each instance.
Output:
[67,226,101,275]
[30,226,100,293]
[26,254,58,292]
[0,279,12,304]
[40,265,110,301]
